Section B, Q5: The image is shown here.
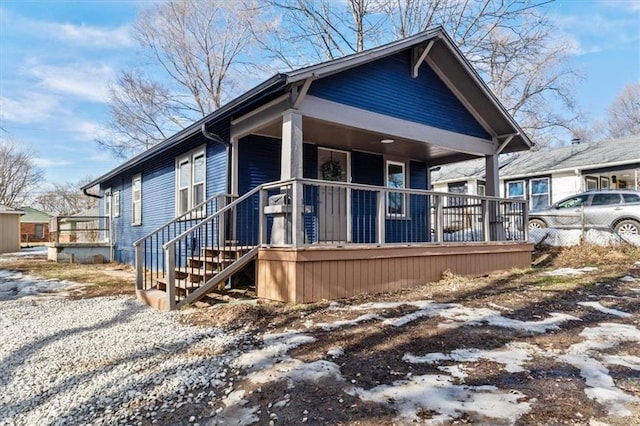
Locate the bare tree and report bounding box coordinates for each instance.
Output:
[100,0,271,158]
[0,140,44,207]
[604,82,640,139]
[32,180,98,216]
[268,0,579,146]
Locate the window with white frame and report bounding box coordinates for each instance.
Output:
[132,174,142,225]
[104,188,112,218]
[477,181,486,196]
[113,191,120,218]
[386,161,406,216]
[529,177,550,210]
[176,147,206,216]
[506,180,525,200]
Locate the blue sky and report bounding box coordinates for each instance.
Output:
[0,0,639,190]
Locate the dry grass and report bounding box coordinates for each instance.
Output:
[0,258,136,298]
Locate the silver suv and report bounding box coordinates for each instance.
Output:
[528,190,640,235]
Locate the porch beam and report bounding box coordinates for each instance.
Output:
[299,96,495,156]
[425,57,497,138]
[412,40,434,78]
[292,78,313,109]
[230,95,289,140]
[496,134,516,154]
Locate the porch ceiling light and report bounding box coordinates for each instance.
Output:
[380,138,395,144]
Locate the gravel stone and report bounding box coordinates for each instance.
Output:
[0,296,251,426]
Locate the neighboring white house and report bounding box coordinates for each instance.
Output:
[431,134,640,210]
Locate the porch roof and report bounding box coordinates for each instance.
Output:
[84,27,532,191]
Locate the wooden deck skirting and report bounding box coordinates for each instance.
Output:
[256,243,534,303]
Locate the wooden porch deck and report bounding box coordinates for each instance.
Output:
[257,242,533,303]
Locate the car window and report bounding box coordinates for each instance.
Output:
[623,193,640,203]
[591,193,621,206]
[557,195,589,209]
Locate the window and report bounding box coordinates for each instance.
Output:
[530,178,550,210]
[557,194,588,209]
[35,224,44,239]
[477,181,486,197]
[113,191,120,218]
[386,161,405,216]
[447,182,468,206]
[623,193,640,203]
[176,147,206,216]
[591,193,621,206]
[132,174,142,225]
[104,188,112,218]
[600,177,610,189]
[585,176,598,191]
[507,181,525,199]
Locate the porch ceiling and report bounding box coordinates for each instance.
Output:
[253,116,478,166]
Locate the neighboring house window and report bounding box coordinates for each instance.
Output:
[477,181,486,197]
[132,174,142,225]
[386,161,405,216]
[176,147,206,216]
[113,191,120,218]
[506,181,525,200]
[585,176,598,191]
[600,177,610,189]
[530,178,550,210]
[35,224,44,239]
[447,182,467,206]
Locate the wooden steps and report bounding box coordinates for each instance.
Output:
[145,245,257,308]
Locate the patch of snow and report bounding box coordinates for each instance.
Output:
[404,342,538,373]
[620,275,636,282]
[544,267,598,276]
[578,301,632,318]
[347,374,531,425]
[327,347,344,358]
[530,228,640,247]
[488,302,513,311]
[559,323,640,416]
[601,355,640,371]
[235,331,315,370]
[0,269,86,301]
[246,358,343,386]
[436,365,469,380]
[315,313,380,330]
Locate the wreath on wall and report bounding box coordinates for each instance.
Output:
[321,159,344,181]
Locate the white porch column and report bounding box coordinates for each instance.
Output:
[485,153,505,241]
[281,110,304,247]
[281,109,303,180]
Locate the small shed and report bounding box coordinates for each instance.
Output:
[0,204,24,254]
[20,206,52,243]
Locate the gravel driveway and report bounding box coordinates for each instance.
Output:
[0,294,250,426]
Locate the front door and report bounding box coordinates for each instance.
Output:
[317,148,350,242]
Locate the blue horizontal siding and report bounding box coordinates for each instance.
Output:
[308,51,490,139]
[104,135,228,266]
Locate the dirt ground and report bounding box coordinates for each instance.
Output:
[3,244,639,425]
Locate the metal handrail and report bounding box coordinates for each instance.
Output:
[134,192,235,246]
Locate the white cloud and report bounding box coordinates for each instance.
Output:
[28,63,114,103]
[0,8,134,49]
[33,158,73,168]
[0,92,62,124]
[599,0,640,13]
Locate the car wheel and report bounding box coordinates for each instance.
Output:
[614,219,640,235]
[528,219,547,231]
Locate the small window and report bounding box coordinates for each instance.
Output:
[176,147,206,216]
[386,161,405,216]
[507,181,525,200]
[530,178,550,210]
[132,174,142,225]
[623,193,640,203]
[35,224,44,239]
[113,191,120,218]
[477,181,486,197]
[600,177,610,189]
[585,176,598,191]
[447,182,467,206]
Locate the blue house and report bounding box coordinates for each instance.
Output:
[83,27,534,310]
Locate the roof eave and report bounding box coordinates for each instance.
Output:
[82,74,288,190]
